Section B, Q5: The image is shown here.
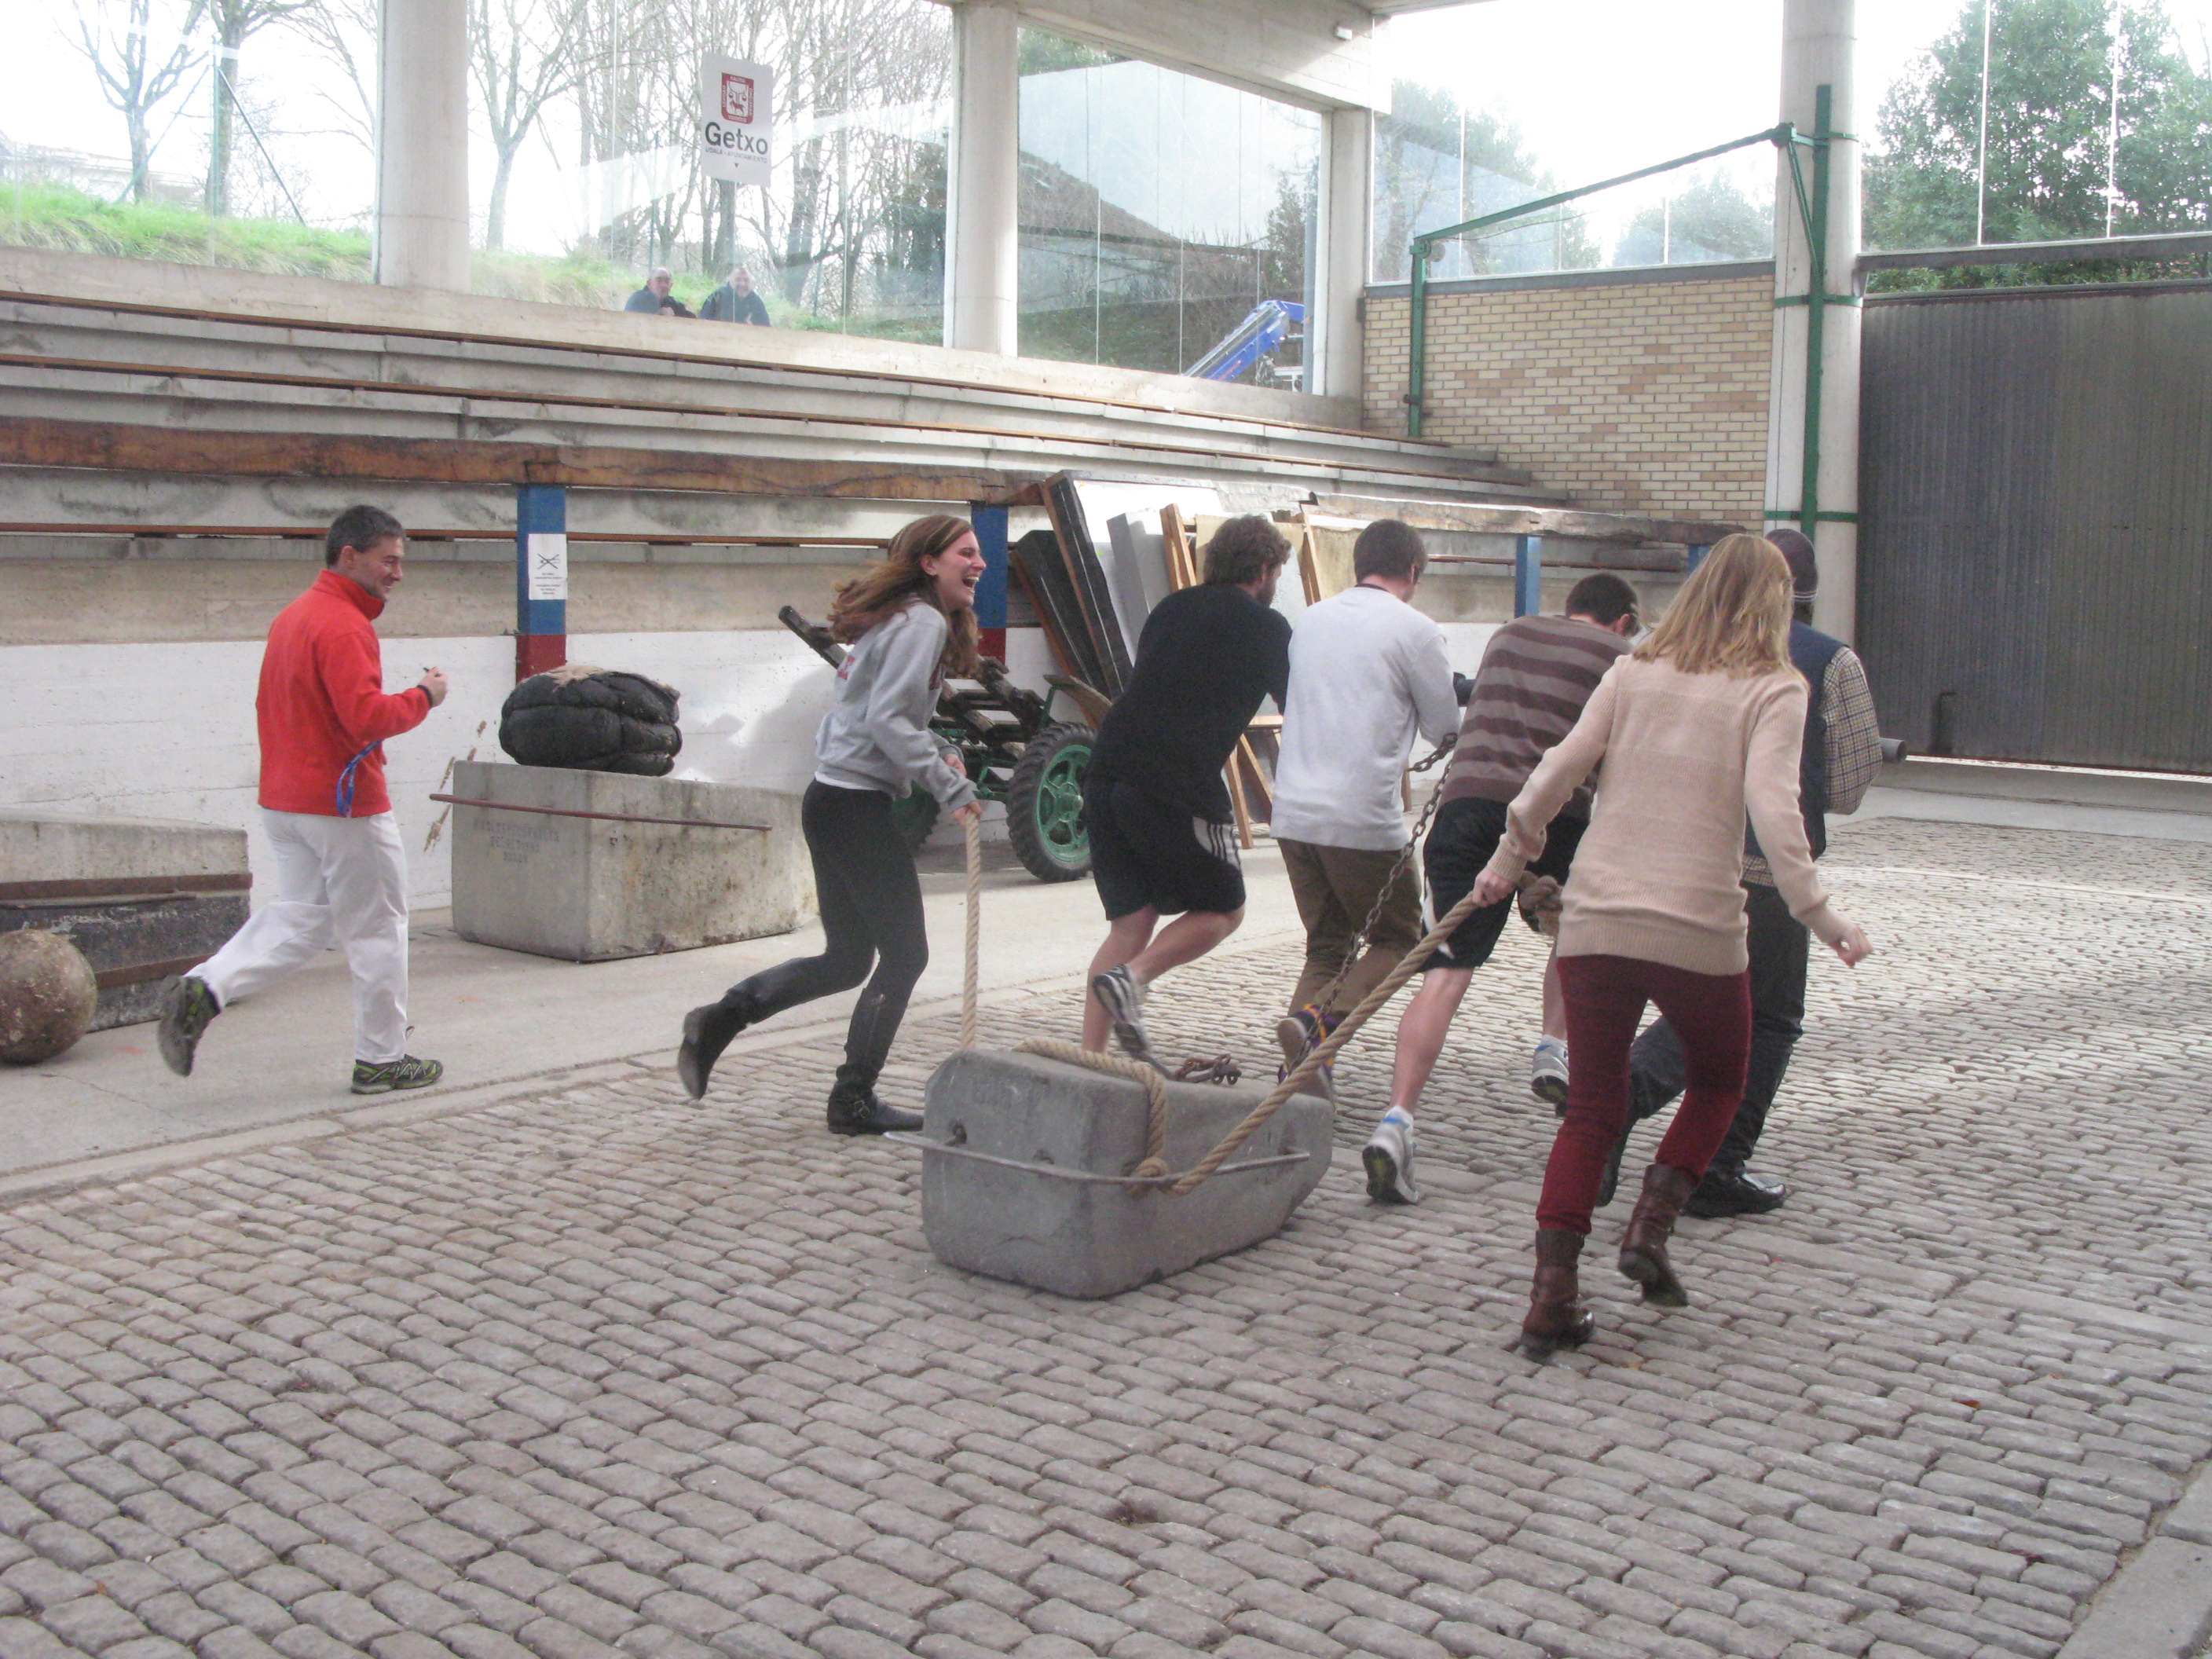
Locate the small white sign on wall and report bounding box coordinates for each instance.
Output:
[701,53,775,188]
[526,533,568,602]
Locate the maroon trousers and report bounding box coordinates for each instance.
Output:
[1539,954,1752,1236]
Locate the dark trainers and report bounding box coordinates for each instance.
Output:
[1090,965,1162,1071]
[156,976,221,1076]
[1684,1165,1789,1218]
[350,1056,444,1095]
[1274,1006,1337,1101]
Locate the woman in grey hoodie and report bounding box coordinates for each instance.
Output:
[677,516,986,1132]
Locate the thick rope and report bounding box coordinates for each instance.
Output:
[1005,881,1484,1196]
[1013,1038,1171,1179]
[962,815,981,1049]
[1164,880,1488,1195]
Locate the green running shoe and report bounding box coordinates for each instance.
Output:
[350,1055,445,1095]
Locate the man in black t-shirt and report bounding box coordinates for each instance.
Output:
[1083,515,1292,1067]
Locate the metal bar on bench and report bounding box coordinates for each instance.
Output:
[428,795,768,833]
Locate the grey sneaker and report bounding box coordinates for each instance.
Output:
[1362,1111,1419,1205]
[1532,1036,1570,1111]
[1090,965,1162,1071]
[157,976,220,1076]
[351,1055,444,1095]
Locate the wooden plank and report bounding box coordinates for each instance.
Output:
[1158,504,1199,591]
[0,415,1046,502]
[1009,528,1106,690]
[1308,491,1746,548]
[1042,474,1133,695]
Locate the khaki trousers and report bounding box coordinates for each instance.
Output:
[1279,838,1423,1018]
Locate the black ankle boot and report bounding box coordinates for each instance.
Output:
[826,1064,923,1136]
[677,997,752,1101]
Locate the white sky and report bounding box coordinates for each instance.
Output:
[5,0,2210,249]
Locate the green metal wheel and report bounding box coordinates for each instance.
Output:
[888,790,939,851]
[1005,721,1093,882]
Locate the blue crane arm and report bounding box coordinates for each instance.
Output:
[1185,300,1306,380]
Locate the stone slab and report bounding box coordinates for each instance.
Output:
[0,808,249,882]
[912,1047,1332,1298]
[2055,1538,2212,1658]
[448,760,807,961]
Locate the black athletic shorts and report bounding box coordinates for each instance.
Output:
[1084,775,1246,920]
[1421,795,1588,972]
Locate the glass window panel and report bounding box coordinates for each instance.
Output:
[0,0,950,339]
[1017,28,1318,384]
[1371,1,1782,281]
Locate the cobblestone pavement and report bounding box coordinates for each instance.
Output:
[4,818,2211,1659]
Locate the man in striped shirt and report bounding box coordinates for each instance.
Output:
[1361,574,1639,1206]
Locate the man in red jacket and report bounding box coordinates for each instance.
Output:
[158,505,451,1093]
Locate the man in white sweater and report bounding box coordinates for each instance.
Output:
[1269,520,1463,1095]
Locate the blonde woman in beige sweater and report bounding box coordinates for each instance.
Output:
[1467,534,1873,1357]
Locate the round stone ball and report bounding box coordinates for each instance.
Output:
[0,929,100,1064]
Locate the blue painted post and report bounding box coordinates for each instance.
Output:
[1685,544,1710,575]
[1514,534,1543,617]
[970,504,1009,661]
[515,484,568,681]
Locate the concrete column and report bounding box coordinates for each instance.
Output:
[946,0,1021,356]
[1311,105,1372,403]
[1765,0,1862,640]
[374,0,471,292]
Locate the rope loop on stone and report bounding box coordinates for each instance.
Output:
[1013,1038,1171,1179]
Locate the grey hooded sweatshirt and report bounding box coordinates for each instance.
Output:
[811,601,976,811]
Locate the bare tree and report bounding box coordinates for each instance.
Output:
[203,0,316,214]
[471,0,583,250]
[71,0,211,201]
[284,0,378,158]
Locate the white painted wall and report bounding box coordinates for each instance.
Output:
[0,628,842,911]
[0,617,1501,910]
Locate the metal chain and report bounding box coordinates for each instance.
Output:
[1295,734,1459,1031]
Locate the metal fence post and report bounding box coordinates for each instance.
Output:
[516,483,567,682]
[1514,534,1542,617]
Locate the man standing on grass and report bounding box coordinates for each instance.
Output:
[1082,517,1293,1068]
[158,505,449,1097]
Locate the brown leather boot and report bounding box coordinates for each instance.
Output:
[1618,1163,1697,1307]
[1512,1229,1594,1359]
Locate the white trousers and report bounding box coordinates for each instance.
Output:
[197,810,412,1064]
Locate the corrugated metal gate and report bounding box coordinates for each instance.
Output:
[1857,282,2212,772]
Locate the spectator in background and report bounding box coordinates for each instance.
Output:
[701,266,771,325]
[624,269,693,317]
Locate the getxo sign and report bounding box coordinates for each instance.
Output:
[699,53,773,188]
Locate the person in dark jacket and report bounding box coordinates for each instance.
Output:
[623,269,693,317]
[700,266,771,324]
[1082,516,1292,1068]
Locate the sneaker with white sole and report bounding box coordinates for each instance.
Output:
[1089,965,1163,1071]
[1532,1036,1570,1112]
[1362,1111,1419,1205]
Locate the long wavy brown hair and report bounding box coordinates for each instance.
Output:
[1632,533,1793,678]
[827,515,982,676]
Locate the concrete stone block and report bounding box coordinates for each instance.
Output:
[2054,1537,2212,1657]
[0,810,251,1029]
[447,761,807,962]
[911,1049,1332,1299]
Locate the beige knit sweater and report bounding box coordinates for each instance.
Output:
[1481,656,1846,976]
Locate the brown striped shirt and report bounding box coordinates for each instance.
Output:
[1438,614,1632,818]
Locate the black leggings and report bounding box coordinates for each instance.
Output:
[716,781,928,1077]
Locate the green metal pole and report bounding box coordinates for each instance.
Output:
[1407,240,1428,438]
[1798,84,1832,539]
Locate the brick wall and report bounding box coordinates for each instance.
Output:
[1364,267,1774,526]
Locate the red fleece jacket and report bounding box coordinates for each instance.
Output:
[257,570,430,817]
